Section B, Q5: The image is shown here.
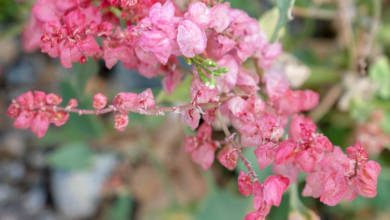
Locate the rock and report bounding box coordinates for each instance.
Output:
[0,184,19,204]
[22,186,46,215]
[0,161,26,183]
[0,133,26,158]
[51,154,117,219]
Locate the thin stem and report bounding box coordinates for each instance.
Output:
[217,111,258,182]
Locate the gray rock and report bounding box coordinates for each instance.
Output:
[51,154,117,219]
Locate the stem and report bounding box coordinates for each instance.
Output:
[217,111,258,182]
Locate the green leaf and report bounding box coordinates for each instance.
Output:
[72,59,99,92]
[195,188,250,220]
[271,0,296,42]
[350,97,374,121]
[47,142,93,170]
[369,56,390,99]
[104,194,133,220]
[213,67,228,75]
[382,111,390,134]
[259,7,285,40]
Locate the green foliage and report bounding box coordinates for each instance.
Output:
[271,0,296,42]
[47,142,94,170]
[382,111,390,134]
[259,7,285,40]
[104,194,133,220]
[369,56,390,99]
[195,188,250,220]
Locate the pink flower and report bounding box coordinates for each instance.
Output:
[357,160,381,198]
[209,3,231,33]
[215,55,238,93]
[217,144,238,170]
[46,93,62,105]
[206,33,236,59]
[244,211,265,220]
[30,112,50,138]
[275,140,296,165]
[137,88,155,111]
[289,114,316,143]
[257,43,282,69]
[114,114,129,131]
[238,171,253,196]
[190,73,218,104]
[263,175,289,206]
[184,123,218,170]
[112,92,139,112]
[177,19,207,58]
[22,16,43,52]
[162,68,182,94]
[139,30,172,64]
[149,0,175,26]
[182,108,201,130]
[67,98,78,108]
[14,110,34,130]
[255,143,275,170]
[33,0,60,22]
[93,93,108,110]
[51,111,69,127]
[185,2,210,27]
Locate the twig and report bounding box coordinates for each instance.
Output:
[217,111,258,182]
[309,84,342,122]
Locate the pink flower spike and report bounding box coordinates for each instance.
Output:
[263,175,289,207]
[238,171,253,196]
[93,93,108,110]
[217,144,238,171]
[114,114,129,131]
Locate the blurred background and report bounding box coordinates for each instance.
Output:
[1,0,390,219]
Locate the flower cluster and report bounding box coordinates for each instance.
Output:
[23,0,279,94]
[11,1,382,220]
[7,91,72,138]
